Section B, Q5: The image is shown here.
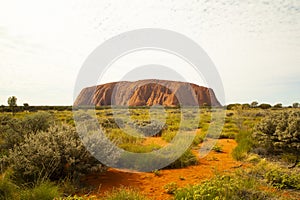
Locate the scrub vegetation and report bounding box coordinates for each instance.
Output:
[0,104,299,199]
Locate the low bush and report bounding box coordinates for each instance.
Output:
[21,112,54,134]
[219,131,235,139]
[248,159,300,190]
[265,167,300,189]
[245,154,261,163]
[192,133,204,146]
[59,177,77,197]
[220,123,238,139]
[152,169,161,177]
[99,117,125,129]
[253,111,300,160]
[166,149,198,169]
[161,131,176,142]
[212,145,223,153]
[3,124,116,183]
[57,195,95,200]
[104,187,148,200]
[107,128,141,144]
[232,130,254,160]
[117,152,167,172]
[117,147,197,171]
[174,174,272,200]
[0,170,19,200]
[0,112,54,151]
[164,182,178,194]
[0,173,61,200]
[128,120,166,137]
[119,143,161,153]
[20,181,61,200]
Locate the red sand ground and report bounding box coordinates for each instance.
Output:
[82,139,242,199]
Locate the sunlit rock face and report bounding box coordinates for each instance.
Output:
[74,79,221,107]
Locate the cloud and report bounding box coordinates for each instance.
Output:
[0,0,299,105]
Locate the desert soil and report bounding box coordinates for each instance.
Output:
[82,138,242,200]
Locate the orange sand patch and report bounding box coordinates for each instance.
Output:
[82,139,241,200]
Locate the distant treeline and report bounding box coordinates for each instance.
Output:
[0,105,186,113]
[0,105,180,112]
[0,105,73,112]
[0,103,298,113]
[226,103,298,110]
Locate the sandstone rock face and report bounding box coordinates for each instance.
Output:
[74,79,221,107]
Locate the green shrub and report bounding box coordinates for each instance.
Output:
[248,159,300,190]
[166,149,198,169]
[117,147,197,171]
[107,128,141,144]
[57,195,94,200]
[212,145,223,153]
[282,153,299,164]
[220,123,238,139]
[21,112,54,134]
[219,131,235,139]
[104,187,148,200]
[232,130,254,160]
[161,131,176,142]
[253,111,300,165]
[152,169,161,177]
[265,167,300,189]
[0,171,19,200]
[59,177,77,197]
[3,124,116,183]
[258,103,272,109]
[164,182,178,194]
[99,117,125,129]
[226,112,234,117]
[119,143,161,153]
[20,181,61,200]
[174,174,272,200]
[0,112,54,151]
[57,195,95,200]
[245,154,261,163]
[128,120,166,137]
[192,134,204,146]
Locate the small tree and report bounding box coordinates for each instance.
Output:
[7,96,17,115]
[242,103,250,109]
[226,103,241,110]
[0,105,4,113]
[251,101,258,108]
[23,103,29,111]
[273,103,283,109]
[293,103,299,108]
[259,103,271,109]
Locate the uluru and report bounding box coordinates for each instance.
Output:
[74,79,221,107]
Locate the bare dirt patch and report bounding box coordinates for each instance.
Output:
[82,139,241,199]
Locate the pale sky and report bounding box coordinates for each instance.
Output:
[0,0,299,106]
